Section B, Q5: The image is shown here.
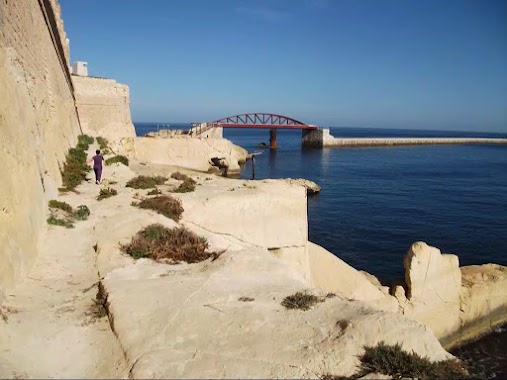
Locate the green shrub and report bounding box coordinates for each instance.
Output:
[281,291,322,311]
[121,224,212,263]
[105,155,129,166]
[96,136,110,154]
[60,141,91,191]
[73,205,91,220]
[359,342,468,380]
[78,134,94,146]
[48,200,73,213]
[172,178,196,193]
[126,175,167,189]
[47,215,74,229]
[135,195,183,222]
[97,187,118,201]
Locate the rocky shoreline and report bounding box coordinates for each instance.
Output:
[1,134,506,378]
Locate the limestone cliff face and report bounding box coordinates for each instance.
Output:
[72,76,136,140]
[0,0,81,297]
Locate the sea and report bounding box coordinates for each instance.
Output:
[135,122,507,378]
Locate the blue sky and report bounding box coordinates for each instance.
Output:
[60,0,507,131]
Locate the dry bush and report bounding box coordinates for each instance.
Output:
[359,342,468,379]
[48,200,73,213]
[135,195,183,222]
[172,178,196,193]
[105,155,129,166]
[121,224,213,264]
[281,291,322,310]
[126,175,167,189]
[97,187,118,200]
[147,188,162,195]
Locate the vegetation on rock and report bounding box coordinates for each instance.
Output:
[321,342,469,380]
[281,291,322,310]
[73,205,91,221]
[105,155,129,166]
[47,215,74,229]
[47,200,90,227]
[126,175,167,189]
[59,134,96,191]
[172,178,196,193]
[121,224,213,263]
[133,195,183,222]
[48,200,73,213]
[358,342,468,380]
[97,187,118,201]
[146,188,162,195]
[96,136,110,154]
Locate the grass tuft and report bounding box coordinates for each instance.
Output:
[281,291,322,311]
[359,342,468,380]
[48,200,73,213]
[73,205,91,220]
[105,155,129,166]
[121,224,213,263]
[134,195,183,222]
[47,215,74,229]
[126,175,167,189]
[172,178,196,193]
[97,187,118,201]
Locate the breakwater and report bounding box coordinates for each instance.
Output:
[327,137,507,147]
[302,128,507,147]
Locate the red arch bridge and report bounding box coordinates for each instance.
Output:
[191,113,318,149]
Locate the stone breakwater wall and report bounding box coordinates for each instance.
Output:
[72,75,136,141]
[0,0,81,297]
[303,128,507,148]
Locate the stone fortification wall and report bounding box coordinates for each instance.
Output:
[72,75,136,140]
[0,0,81,297]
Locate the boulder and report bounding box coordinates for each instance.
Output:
[180,179,308,249]
[282,178,321,194]
[397,242,462,340]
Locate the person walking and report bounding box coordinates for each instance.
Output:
[89,150,104,184]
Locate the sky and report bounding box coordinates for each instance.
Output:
[60,0,507,132]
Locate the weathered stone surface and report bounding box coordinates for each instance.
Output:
[102,249,452,379]
[307,242,398,312]
[449,264,507,347]
[120,137,249,173]
[282,178,321,194]
[181,178,308,249]
[404,242,461,301]
[397,242,462,339]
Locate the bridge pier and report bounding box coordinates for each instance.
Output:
[302,128,324,148]
[270,128,277,149]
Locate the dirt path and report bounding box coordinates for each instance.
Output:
[0,165,129,378]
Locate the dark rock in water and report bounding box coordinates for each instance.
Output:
[258,142,268,148]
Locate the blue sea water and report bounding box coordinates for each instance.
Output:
[135,123,507,376]
[136,123,507,281]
